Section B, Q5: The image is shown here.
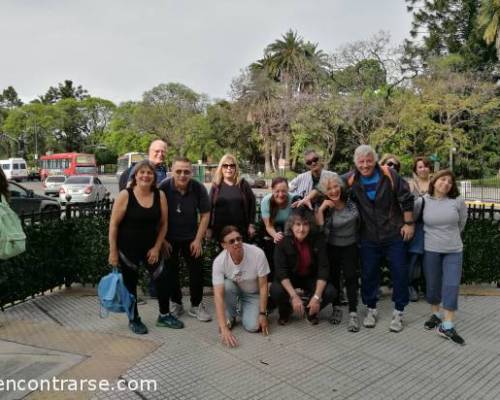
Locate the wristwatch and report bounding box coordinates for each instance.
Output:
[313,294,321,302]
[259,311,269,317]
[404,221,415,225]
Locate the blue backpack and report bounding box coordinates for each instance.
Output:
[98,268,136,320]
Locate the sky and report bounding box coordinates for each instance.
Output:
[0,0,413,104]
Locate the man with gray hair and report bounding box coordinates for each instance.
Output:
[289,149,336,203]
[118,139,168,191]
[346,144,414,332]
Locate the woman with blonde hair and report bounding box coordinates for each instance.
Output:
[316,174,360,331]
[208,154,256,241]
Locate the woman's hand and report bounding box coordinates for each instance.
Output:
[108,250,119,267]
[401,223,415,241]
[320,199,335,211]
[291,294,304,317]
[220,328,238,348]
[273,231,284,243]
[146,246,160,265]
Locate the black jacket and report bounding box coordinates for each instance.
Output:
[273,234,330,283]
[344,165,414,243]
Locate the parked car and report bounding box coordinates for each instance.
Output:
[44,175,66,196]
[7,180,61,215]
[241,173,267,189]
[59,175,108,204]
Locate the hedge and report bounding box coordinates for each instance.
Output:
[1,204,499,310]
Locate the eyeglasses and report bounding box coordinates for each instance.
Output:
[305,157,319,166]
[226,236,242,245]
[174,169,192,176]
[222,163,236,169]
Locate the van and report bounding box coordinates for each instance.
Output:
[0,158,29,181]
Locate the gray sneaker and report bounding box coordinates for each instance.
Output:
[390,310,404,332]
[363,308,377,328]
[348,312,360,332]
[170,301,184,318]
[188,303,212,322]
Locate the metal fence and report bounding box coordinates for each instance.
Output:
[460,176,500,203]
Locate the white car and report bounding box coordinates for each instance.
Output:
[44,175,66,196]
[59,175,108,204]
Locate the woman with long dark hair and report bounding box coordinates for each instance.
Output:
[260,177,292,277]
[270,208,335,325]
[109,160,173,334]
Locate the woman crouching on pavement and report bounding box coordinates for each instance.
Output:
[422,170,467,345]
[316,174,361,332]
[213,225,271,347]
[270,207,336,325]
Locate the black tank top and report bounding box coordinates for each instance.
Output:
[117,188,161,263]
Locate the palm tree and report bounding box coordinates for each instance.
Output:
[479,0,500,61]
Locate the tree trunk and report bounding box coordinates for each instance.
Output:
[263,133,272,174]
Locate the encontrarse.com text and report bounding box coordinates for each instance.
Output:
[0,378,157,392]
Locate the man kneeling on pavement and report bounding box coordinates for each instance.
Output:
[212,225,271,347]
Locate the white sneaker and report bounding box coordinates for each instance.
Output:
[188,303,212,322]
[170,301,184,318]
[363,308,378,328]
[390,310,404,332]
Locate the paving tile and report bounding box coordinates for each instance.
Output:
[290,366,362,400]
[244,383,317,400]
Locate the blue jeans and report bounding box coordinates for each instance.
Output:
[359,239,409,311]
[423,251,462,311]
[224,280,261,332]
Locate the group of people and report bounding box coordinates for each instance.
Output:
[108,139,468,347]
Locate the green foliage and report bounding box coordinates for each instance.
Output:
[462,218,500,283]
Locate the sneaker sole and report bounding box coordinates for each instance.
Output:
[389,326,403,332]
[156,322,184,329]
[188,311,212,322]
[436,329,465,345]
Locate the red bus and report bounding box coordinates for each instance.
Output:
[39,153,97,180]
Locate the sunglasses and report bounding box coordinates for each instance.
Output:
[222,163,236,169]
[305,157,319,166]
[174,169,192,176]
[226,236,242,245]
[386,161,399,168]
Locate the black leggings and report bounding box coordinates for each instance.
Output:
[121,260,171,320]
[327,243,359,313]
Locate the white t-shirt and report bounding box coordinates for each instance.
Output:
[212,243,270,294]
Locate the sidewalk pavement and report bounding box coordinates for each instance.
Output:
[1,286,499,400]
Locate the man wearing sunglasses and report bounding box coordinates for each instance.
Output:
[158,157,212,323]
[289,149,336,206]
[212,225,270,347]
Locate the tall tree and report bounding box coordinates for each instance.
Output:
[0,86,23,109]
[405,0,497,69]
[37,80,89,104]
[478,0,500,60]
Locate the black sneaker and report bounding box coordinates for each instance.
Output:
[437,325,465,345]
[129,318,148,334]
[424,314,442,330]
